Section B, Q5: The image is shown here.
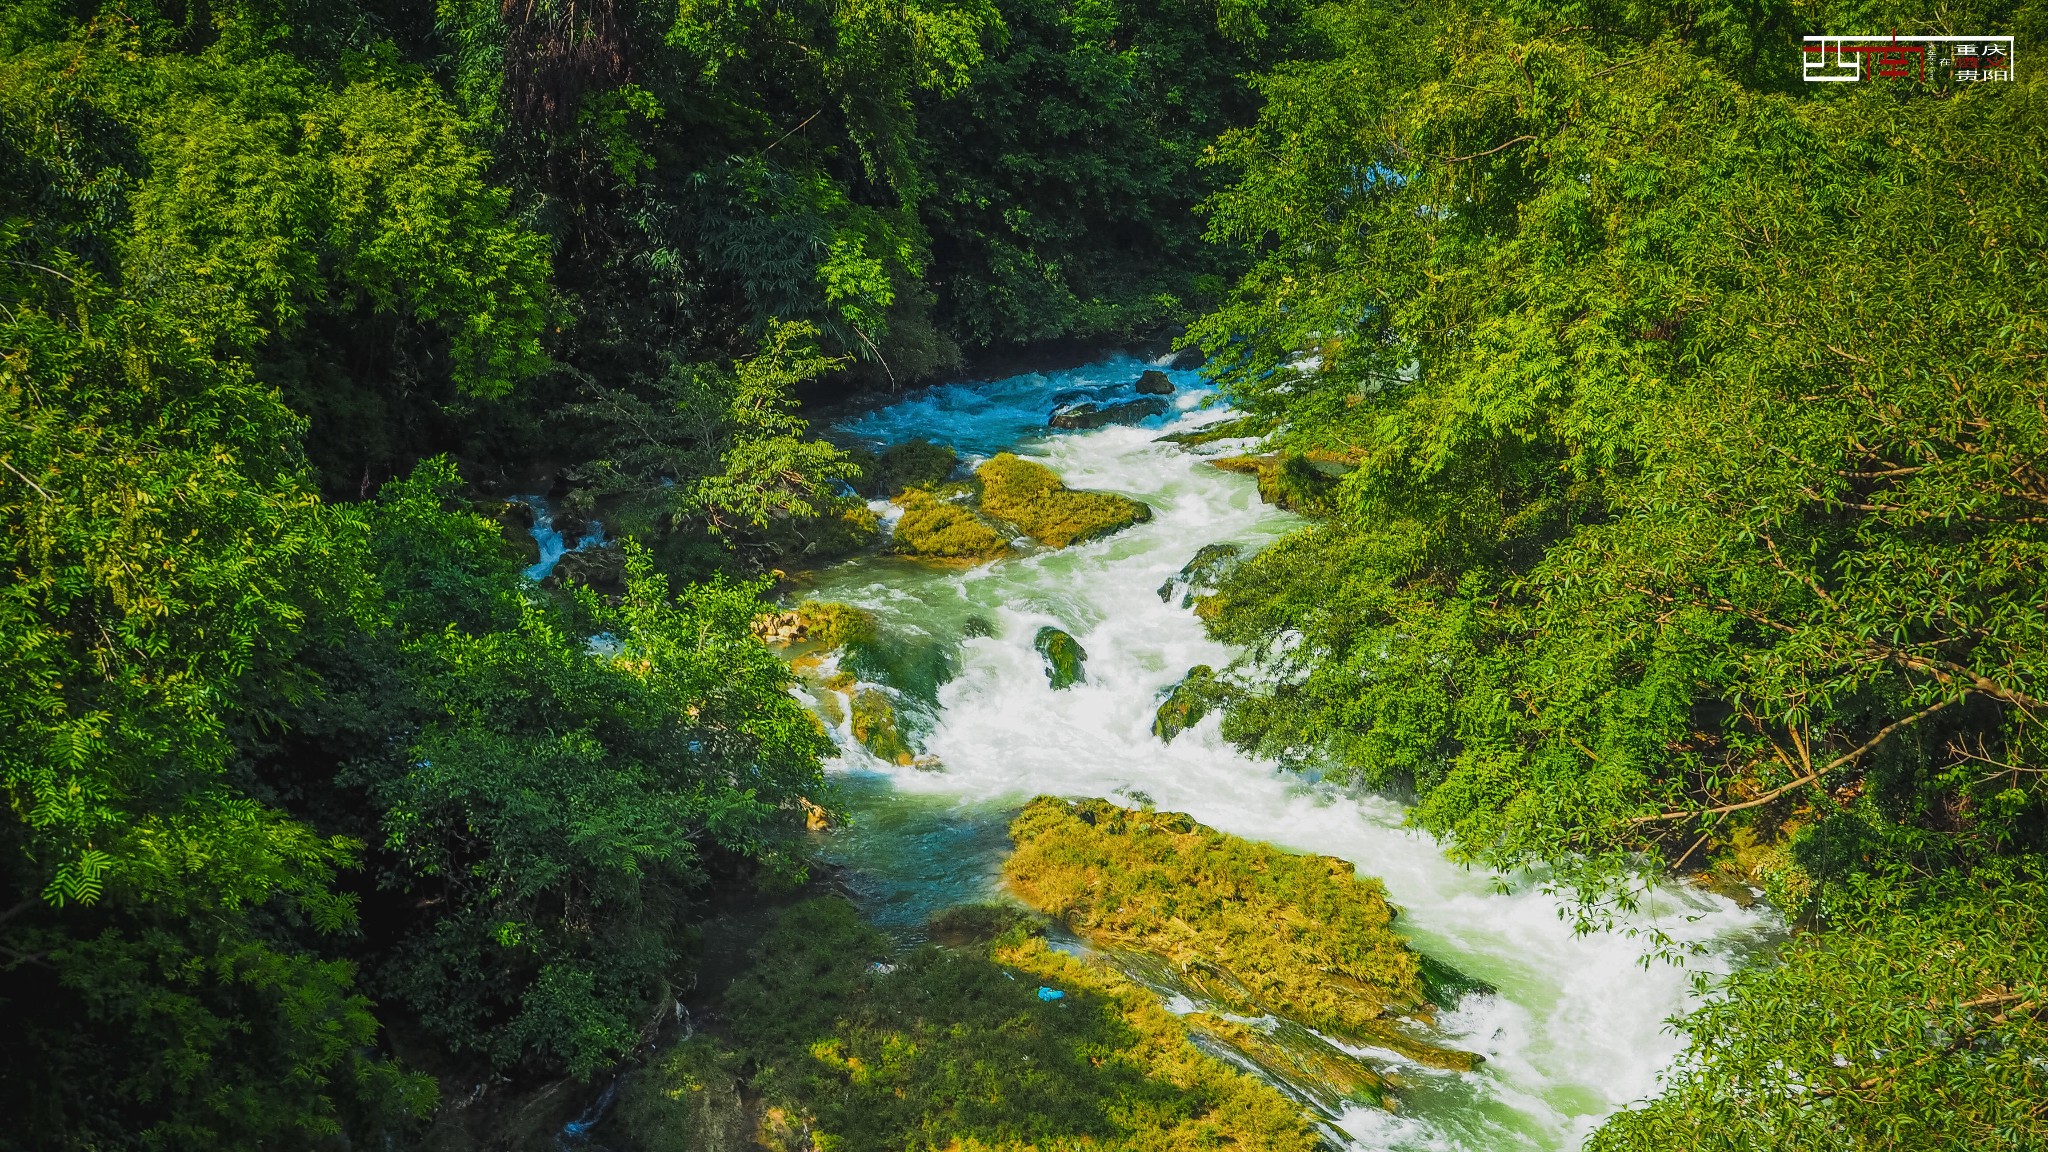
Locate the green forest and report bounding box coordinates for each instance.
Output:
[1,0,2042,1147]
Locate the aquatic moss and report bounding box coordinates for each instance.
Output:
[976,453,1152,548]
[793,600,877,649]
[1157,542,1243,607]
[1152,665,1220,741]
[1034,626,1087,690]
[1207,452,1342,515]
[1004,797,1481,1071]
[889,488,1011,562]
[849,688,915,765]
[702,897,1320,1152]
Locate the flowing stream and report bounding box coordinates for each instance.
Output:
[789,355,1777,1152]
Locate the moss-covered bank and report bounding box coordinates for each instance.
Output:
[600,898,1320,1152]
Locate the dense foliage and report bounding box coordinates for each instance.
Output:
[1185,0,2048,1144]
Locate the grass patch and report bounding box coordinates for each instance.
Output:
[976,453,1151,548]
[1005,797,1481,1071]
[890,489,1012,562]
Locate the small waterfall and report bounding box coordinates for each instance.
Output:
[792,355,1779,1151]
[510,494,606,582]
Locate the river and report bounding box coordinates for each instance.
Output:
[786,354,1776,1152]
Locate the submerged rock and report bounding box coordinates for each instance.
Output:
[850,688,916,765]
[1048,395,1170,430]
[1134,369,1175,395]
[977,453,1151,548]
[1034,627,1087,690]
[1156,542,1243,607]
[1152,665,1220,742]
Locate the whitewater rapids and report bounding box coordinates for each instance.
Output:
[792,355,1776,1152]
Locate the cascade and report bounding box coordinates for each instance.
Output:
[793,355,1776,1151]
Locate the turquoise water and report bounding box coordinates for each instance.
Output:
[793,355,1776,1151]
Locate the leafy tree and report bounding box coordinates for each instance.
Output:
[1190,0,2048,1142]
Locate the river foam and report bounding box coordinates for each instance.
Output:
[800,355,1776,1151]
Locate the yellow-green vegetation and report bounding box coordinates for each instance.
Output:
[889,488,1013,562]
[794,600,878,649]
[601,898,1321,1152]
[606,1038,751,1152]
[1206,453,1341,515]
[867,438,959,496]
[850,689,915,765]
[977,453,1152,548]
[1153,665,1219,742]
[1005,797,1481,1071]
[1155,414,1272,446]
[1034,626,1087,690]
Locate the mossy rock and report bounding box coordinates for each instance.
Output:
[889,488,1011,563]
[865,438,958,496]
[1187,1013,1393,1114]
[1207,452,1343,515]
[1153,665,1221,742]
[546,542,625,593]
[1157,543,1242,607]
[850,688,916,765]
[1048,395,1170,429]
[1034,626,1087,690]
[744,500,882,567]
[977,453,1151,548]
[482,499,542,566]
[1005,796,1483,1074]
[794,600,878,649]
[1135,369,1175,395]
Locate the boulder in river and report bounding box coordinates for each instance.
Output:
[977,453,1151,548]
[546,541,624,593]
[1207,451,1347,515]
[1169,345,1205,370]
[1134,370,1175,395]
[1152,665,1220,742]
[861,438,958,497]
[889,489,1012,563]
[1034,626,1087,690]
[850,688,916,765]
[1157,543,1242,608]
[1004,796,1486,1077]
[1048,395,1169,430]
